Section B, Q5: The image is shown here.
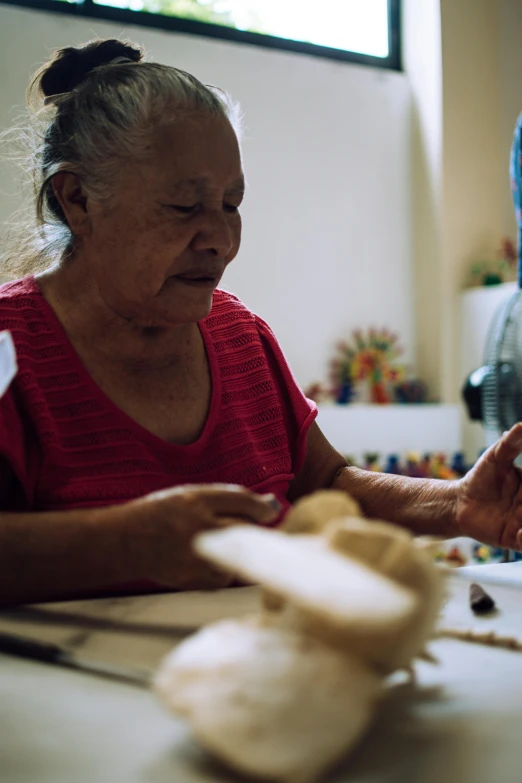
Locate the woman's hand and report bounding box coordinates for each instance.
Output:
[125,484,280,590]
[456,423,522,549]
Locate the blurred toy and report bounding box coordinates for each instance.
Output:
[445,546,467,567]
[433,548,449,564]
[404,452,425,478]
[384,454,402,475]
[336,380,355,405]
[394,379,428,404]
[430,453,458,481]
[451,452,469,477]
[418,454,432,479]
[363,452,381,472]
[470,237,518,286]
[433,545,467,567]
[472,544,491,564]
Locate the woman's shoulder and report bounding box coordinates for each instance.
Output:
[208,288,278,343]
[210,288,255,317]
[0,276,42,314]
[0,276,53,346]
[206,288,258,332]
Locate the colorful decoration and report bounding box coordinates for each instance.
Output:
[329,328,403,405]
[473,545,493,564]
[429,453,459,481]
[362,452,381,472]
[359,451,468,479]
[472,543,504,564]
[434,546,468,567]
[445,546,468,567]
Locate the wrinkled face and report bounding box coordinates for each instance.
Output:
[84,112,244,327]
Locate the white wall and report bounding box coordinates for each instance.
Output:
[402,0,522,405]
[0,4,412,388]
[402,0,444,400]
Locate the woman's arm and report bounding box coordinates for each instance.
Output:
[331,466,458,537]
[288,421,458,536]
[0,504,139,605]
[0,485,279,606]
[289,421,522,550]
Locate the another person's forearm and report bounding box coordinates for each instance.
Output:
[332,466,459,538]
[0,505,143,606]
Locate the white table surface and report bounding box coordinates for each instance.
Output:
[1,563,522,783]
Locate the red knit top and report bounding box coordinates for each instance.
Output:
[0,277,317,515]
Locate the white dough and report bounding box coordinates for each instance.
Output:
[155,618,382,783]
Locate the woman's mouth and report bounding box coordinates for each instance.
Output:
[173,274,219,288]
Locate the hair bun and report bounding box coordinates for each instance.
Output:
[36,38,143,102]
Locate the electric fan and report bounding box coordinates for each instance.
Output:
[463,112,522,458]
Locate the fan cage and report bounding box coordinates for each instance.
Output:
[482,291,522,444]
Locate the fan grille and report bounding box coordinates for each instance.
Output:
[483,291,522,441]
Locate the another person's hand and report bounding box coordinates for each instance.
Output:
[124,484,280,590]
[457,423,522,550]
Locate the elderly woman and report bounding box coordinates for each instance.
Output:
[0,38,521,606]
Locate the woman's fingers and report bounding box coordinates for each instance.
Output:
[491,423,522,465]
[198,487,281,523]
[160,484,281,524]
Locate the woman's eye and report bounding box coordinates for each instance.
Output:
[171,204,197,214]
[223,203,240,214]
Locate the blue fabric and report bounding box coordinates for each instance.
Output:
[509,112,522,287]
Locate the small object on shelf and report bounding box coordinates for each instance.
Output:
[363,452,381,472]
[445,546,467,567]
[482,272,502,286]
[394,379,428,404]
[336,380,354,405]
[384,454,402,475]
[472,544,492,564]
[404,452,424,478]
[430,453,458,480]
[418,453,432,479]
[451,451,469,477]
[470,237,517,286]
[469,583,496,615]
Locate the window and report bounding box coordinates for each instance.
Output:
[9,0,401,70]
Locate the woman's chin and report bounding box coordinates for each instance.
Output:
[139,300,214,328]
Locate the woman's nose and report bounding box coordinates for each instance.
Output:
[191,209,236,258]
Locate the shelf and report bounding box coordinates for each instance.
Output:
[316,403,461,462]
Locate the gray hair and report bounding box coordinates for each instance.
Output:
[1,39,242,278]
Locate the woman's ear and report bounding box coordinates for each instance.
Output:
[51,172,90,235]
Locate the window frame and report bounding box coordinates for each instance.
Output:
[1,0,401,71]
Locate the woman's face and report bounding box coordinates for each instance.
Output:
[83,112,244,327]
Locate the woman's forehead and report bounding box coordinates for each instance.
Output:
[143,115,243,186]
[165,175,246,195]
